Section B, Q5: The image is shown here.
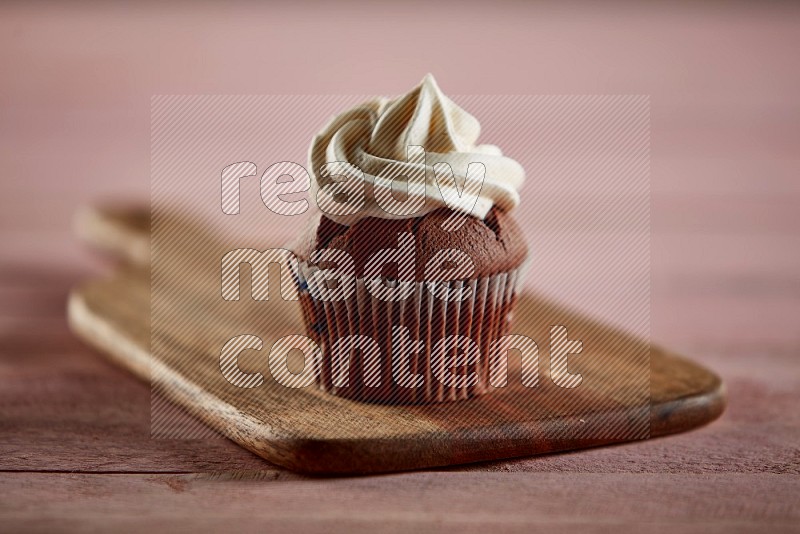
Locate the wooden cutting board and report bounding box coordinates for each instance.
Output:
[69,205,725,474]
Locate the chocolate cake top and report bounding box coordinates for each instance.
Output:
[291,207,528,282]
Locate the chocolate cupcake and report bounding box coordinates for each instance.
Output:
[291,74,528,404]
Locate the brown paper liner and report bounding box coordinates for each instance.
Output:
[296,265,526,404]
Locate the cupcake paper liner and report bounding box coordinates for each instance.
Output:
[295,262,526,404]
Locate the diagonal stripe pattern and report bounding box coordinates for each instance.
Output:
[150,94,650,442]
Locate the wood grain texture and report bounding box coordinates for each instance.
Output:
[67,205,725,474]
[1,472,797,534]
[2,4,799,530]
[0,257,792,477]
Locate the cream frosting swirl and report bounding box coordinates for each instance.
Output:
[309,74,525,226]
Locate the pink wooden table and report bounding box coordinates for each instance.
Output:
[1,3,798,532]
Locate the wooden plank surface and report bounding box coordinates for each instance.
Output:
[2,243,798,526]
[2,2,799,531]
[67,205,725,473]
[1,473,797,533]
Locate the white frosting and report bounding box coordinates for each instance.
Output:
[309,74,525,226]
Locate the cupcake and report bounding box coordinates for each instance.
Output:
[291,74,528,404]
